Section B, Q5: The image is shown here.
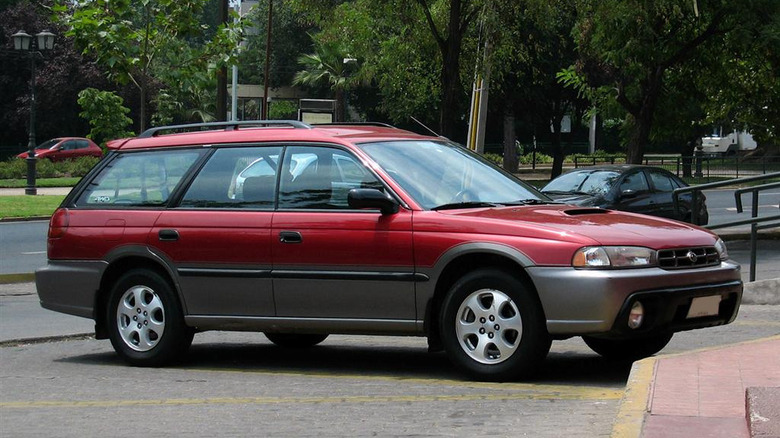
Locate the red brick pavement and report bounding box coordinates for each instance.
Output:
[641,337,780,438]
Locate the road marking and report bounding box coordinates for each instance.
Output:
[21,251,46,255]
[725,206,778,211]
[181,365,622,396]
[0,388,622,410]
[733,320,780,327]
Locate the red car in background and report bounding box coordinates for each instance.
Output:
[17,137,103,161]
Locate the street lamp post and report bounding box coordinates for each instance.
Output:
[12,29,55,196]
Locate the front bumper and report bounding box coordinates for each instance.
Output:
[527,260,742,336]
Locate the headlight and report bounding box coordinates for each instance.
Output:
[714,238,729,260]
[572,246,656,269]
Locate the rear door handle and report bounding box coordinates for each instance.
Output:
[279,231,303,244]
[158,229,179,241]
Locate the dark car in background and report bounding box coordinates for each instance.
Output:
[17,137,103,161]
[542,165,708,225]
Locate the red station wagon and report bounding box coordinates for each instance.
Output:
[36,121,742,381]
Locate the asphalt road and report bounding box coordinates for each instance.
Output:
[1,298,777,437]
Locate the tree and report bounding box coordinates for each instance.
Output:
[570,0,779,163]
[0,0,107,148]
[77,88,134,146]
[56,0,242,132]
[292,38,358,122]
[490,0,584,176]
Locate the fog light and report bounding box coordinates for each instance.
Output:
[628,301,644,329]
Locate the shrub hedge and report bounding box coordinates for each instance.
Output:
[0,156,99,179]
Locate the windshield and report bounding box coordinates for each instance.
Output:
[358,140,546,209]
[543,170,621,197]
[36,139,60,150]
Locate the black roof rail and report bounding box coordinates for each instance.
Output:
[310,122,396,128]
[138,120,312,138]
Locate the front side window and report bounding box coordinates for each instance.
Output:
[278,146,381,209]
[359,140,543,209]
[77,149,203,206]
[181,146,283,209]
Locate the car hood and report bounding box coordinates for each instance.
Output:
[436,204,717,249]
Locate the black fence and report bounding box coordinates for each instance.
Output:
[571,155,780,181]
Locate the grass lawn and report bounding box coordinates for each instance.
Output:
[0,195,65,219]
[0,177,80,188]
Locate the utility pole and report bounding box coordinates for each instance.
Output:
[261,0,273,119]
[216,0,229,121]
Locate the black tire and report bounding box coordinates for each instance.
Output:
[439,268,551,381]
[582,333,673,361]
[265,333,329,348]
[107,268,193,366]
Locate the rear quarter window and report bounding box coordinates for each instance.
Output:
[76,149,204,207]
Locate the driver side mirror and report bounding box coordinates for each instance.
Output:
[348,188,399,215]
[620,189,638,200]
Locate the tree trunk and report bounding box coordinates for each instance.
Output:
[502,104,518,173]
[335,88,344,122]
[550,97,565,179]
[139,85,147,133]
[624,70,663,164]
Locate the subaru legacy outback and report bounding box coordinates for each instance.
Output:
[37,121,742,381]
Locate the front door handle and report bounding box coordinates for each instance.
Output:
[158,229,179,241]
[279,231,303,244]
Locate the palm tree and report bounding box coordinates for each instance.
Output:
[293,40,356,122]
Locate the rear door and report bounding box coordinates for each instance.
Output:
[153,146,282,317]
[271,145,416,320]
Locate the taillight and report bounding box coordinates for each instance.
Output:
[49,208,70,238]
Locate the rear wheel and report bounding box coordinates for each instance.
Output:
[439,268,550,381]
[582,333,673,361]
[265,333,328,348]
[107,269,193,366]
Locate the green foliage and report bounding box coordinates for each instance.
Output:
[482,153,503,166]
[77,88,135,146]
[0,156,99,179]
[269,100,299,120]
[55,0,244,130]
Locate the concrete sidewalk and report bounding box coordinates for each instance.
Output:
[0,187,72,196]
[614,336,780,438]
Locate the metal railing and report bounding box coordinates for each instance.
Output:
[570,155,780,180]
[673,172,780,282]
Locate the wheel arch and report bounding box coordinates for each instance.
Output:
[422,244,544,349]
[94,249,181,339]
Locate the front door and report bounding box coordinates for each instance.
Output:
[271,145,416,320]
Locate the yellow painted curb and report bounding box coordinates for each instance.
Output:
[612,357,656,438]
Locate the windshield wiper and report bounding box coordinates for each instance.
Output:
[432,201,499,211]
[501,199,556,206]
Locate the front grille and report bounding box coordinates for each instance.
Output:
[658,246,720,269]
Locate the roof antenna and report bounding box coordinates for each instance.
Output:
[410,116,449,140]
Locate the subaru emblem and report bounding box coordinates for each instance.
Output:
[686,250,698,263]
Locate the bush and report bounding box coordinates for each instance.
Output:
[482,153,503,166]
[0,156,99,179]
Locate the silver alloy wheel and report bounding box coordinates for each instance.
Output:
[455,288,523,364]
[116,285,165,352]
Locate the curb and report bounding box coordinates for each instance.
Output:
[611,335,780,438]
[0,333,94,348]
[0,216,50,222]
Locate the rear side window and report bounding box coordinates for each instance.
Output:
[76,150,203,206]
[648,170,676,192]
[180,146,283,209]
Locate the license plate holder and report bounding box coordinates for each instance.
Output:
[686,295,722,319]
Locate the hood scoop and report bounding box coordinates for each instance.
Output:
[563,207,609,216]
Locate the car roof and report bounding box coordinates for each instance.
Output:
[107,122,436,151]
[565,164,671,173]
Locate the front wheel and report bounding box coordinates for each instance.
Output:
[107,268,193,366]
[582,333,673,361]
[265,333,328,348]
[439,268,550,381]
